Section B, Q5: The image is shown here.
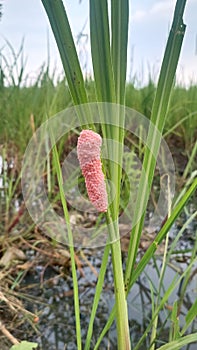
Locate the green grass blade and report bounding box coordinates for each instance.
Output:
[93,177,197,348]
[134,275,179,350]
[163,111,197,137]
[41,0,92,126]
[111,0,129,105]
[90,0,115,103]
[156,333,197,350]
[130,177,197,287]
[124,0,187,289]
[181,298,197,335]
[151,0,187,131]
[134,258,197,350]
[84,244,110,350]
[183,138,197,179]
[174,170,197,207]
[111,0,129,214]
[50,134,82,350]
[41,0,86,104]
[177,227,197,333]
[93,309,116,350]
[169,301,180,341]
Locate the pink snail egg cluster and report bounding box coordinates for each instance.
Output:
[77,130,108,212]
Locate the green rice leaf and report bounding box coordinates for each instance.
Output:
[156,333,197,350]
[90,0,115,103]
[41,0,92,126]
[181,286,197,335]
[111,0,129,105]
[124,0,187,290]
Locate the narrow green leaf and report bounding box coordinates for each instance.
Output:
[130,177,197,287]
[181,298,197,335]
[41,0,93,126]
[183,138,197,179]
[111,0,129,215]
[90,0,115,103]
[94,178,197,348]
[50,131,82,350]
[41,0,86,105]
[84,244,110,350]
[111,0,129,105]
[169,301,180,341]
[135,277,179,350]
[156,333,197,350]
[124,0,187,291]
[134,258,197,350]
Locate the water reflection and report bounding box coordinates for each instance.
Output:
[23,248,197,350]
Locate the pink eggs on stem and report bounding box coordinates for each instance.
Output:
[77,130,108,212]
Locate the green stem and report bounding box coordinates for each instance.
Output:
[51,137,82,350]
[107,216,131,350]
[89,1,131,348]
[150,176,172,350]
[84,244,110,350]
[112,242,130,349]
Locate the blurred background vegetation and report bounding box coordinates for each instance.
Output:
[0,41,196,174]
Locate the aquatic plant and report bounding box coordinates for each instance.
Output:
[24,0,197,349]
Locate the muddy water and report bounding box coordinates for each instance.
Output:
[23,234,197,350]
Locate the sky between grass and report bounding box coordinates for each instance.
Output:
[0,0,196,86]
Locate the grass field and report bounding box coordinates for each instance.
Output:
[0,45,196,163]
